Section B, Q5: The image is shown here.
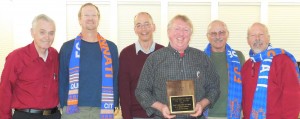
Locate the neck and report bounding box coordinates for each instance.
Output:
[81,30,98,42]
[211,47,225,52]
[36,47,48,60]
[139,40,153,53]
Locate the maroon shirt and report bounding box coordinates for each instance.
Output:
[0,42,59,119]
[241,54,300,119]
[118,43,163,119]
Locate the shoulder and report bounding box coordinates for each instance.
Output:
[5,44,32,63]
[155,43,164,49]
[235,50,245,57]
[234,50,246,64]
[59,39,75,54]
[61,39,75,49]
[48,47,58,55]
[106,40,117,48]
[273,54,295,63]
[188,47,208,58]
[150,47,169,56]
[120,43,135,55]
[6,47,24,60]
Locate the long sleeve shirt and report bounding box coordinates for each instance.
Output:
[59,39,119,108]
[135,45,220,118]
[241,54,300,119]
[118,43,164,119]
[0,42,59,119]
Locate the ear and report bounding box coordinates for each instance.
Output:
[152,23,156,32]
[30,28,34,38]
[247,37,251,46]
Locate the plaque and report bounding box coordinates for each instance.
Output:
[166,80,195,114]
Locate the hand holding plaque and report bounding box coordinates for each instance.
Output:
[166,80,195,114]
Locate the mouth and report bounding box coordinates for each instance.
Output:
[253,41,264,48]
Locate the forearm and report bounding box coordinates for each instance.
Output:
[151,101,165,112]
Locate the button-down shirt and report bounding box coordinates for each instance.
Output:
[0,42,59,119]
[135,41,155,54]
[135,45,220,118]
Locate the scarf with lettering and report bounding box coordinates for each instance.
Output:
[204,43,242,119]
[67,33,114,118]
[249,44,300,119]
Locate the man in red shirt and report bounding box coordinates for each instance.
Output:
[241,22,300,119]
[0,14,60,119]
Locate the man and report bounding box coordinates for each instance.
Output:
[241,22,300,119]
[204,20,245,119]
[118,12,164,119]
[59,3,119,119]
[135,15,220,119]
[0,14,60,119]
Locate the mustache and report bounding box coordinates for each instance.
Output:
[253,39,263,47]
[213,38,223,42]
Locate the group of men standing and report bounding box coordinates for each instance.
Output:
[0,2,299,119]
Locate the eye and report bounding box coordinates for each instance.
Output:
[49,31,55,36]
[210,32,217,37]
[135,24,141,28]
[40,31,46,35]
[219,31,225,35]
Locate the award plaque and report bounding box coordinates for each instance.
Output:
[166,80,195,114]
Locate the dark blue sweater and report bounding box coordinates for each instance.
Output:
[59,39,119,108]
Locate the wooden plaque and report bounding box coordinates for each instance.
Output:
[166,80,195,114]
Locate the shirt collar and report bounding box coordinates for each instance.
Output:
[29,41,52,62]
[167,43,191,54]
[135,41,155,54]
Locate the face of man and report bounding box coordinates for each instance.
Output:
[79,5,99,31]
[168,19,192,53]
[31,19,55,52]
[134,13,155,42]
[207,21,228,52]
[247,24,270,54]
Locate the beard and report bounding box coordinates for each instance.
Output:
[251,39,267,54]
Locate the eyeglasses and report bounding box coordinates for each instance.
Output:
[208,31,226,37]
[248,34,265,39]
[82,14,98,18]
[135,23,151,29]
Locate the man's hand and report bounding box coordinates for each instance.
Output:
[190,102,203,117]
[152,101,176,119]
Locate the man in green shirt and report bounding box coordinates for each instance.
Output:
[204,20,245,119]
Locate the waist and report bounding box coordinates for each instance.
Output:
[15,107,59,115]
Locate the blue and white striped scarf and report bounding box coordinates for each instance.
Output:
[249,45,300,119]
[204,43,242,119]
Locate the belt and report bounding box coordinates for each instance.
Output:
[15,107,58,116]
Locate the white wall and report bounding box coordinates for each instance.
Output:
[0,0,66,74]
[1,0,300,76]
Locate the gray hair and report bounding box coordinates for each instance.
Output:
[32,14,55,30]
[167,14,193,33]
[207,20,229,33]
[247,22,269,37]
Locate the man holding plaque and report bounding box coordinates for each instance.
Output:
[135,14,220,119]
